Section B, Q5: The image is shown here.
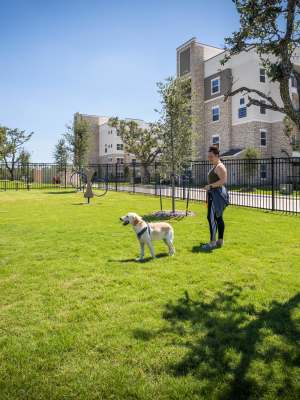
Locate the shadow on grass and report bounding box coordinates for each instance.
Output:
[133,283,300,399]
[192,243,214,253]
[142,214,185,222]
[47,190,77,195]
[109,252,169,263]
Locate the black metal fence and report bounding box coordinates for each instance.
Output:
[1,158,300,214]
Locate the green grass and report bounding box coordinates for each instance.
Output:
[0,190,300,400]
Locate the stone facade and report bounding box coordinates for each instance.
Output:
[231,121,292,158]
[177,39,206,159]
[204,96,232,156]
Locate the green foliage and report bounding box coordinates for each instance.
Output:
[53,138,69,172]
[18,150,31,176]
[0,126,33,180]
[109,118,161,165]
[244,147,260,160]
[0,126,6,157]
[65,114,91,169]
[223,0,300,128]
[156,76,192,212]
[109,118,161,183]
[156,76,192,172]
[244,147,260,177]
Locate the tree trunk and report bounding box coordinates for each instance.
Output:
[142,164,151,184]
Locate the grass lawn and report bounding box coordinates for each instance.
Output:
[0,190,300,400]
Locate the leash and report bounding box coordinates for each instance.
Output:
[137,223,151,239]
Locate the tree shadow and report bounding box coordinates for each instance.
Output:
[47,190,77,194]
[142,214,185,222]
[133,283,300,399]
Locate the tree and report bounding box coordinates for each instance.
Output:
[223,0,300,131]
[156,76,193,213]
[0,127,33,181]
[53,138,69,172]
[283,115,300,150]
[64,114,90,170]
[18,149,31,178]
[243,147,260,190]
[0,126,5,157]
[108,118,161,183]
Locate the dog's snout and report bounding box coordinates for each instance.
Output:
[120,217,123,221]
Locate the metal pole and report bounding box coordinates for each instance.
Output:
[159,175,163,211]
[271,157,275,211]
[186,175,191,216]
[65,164,67,189]
[106,164,109,191]
[154,162,157,196]
[115,163,118,191]
[27,163,30,190]
[132,161,136,193]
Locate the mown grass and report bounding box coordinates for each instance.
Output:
[0,190,300,400]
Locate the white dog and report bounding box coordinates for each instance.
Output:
[120,212,175,261]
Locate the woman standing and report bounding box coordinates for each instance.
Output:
[202,146,229,250]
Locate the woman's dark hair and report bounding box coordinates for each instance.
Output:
[208,145,220,156]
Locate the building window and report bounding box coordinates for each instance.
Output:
[211,78,220,95]
[212,135,220,149]
[260,68,266,83]
[260,163,267,179]
[260,100,267,114]
[260,130,267,146]
[117,144,123,151]
[116,158,124,164]
[212,106,220,122]
[238,99,247,118]
[291,74,297,88]
[179,48,191,76]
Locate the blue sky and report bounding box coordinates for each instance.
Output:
[0,0,239,162]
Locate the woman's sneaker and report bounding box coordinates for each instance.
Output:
[201,242,217,251]
[216,239,224,248]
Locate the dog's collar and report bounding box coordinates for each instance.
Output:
[137,223,151,239]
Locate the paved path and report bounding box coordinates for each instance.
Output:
[113,184,300,213]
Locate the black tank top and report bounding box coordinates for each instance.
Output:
[208,165,220,184]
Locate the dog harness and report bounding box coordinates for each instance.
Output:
[137,223,151,240]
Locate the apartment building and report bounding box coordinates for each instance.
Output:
[74,113,148,164]
[176,37,300,160]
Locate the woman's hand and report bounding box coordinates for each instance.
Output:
[202,185,211,190]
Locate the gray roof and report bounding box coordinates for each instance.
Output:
[221,148,244,157]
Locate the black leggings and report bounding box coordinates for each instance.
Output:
[207,196,225,241]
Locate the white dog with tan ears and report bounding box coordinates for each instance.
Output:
[120,212,175,261]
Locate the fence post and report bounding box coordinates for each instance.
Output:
[132,161,136,193]
[64,164,67,189]
[271,157,275,211]
[106,164,109,191]
[115,163,118,192]
[154,162,157,196]
[27,163,30,190]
